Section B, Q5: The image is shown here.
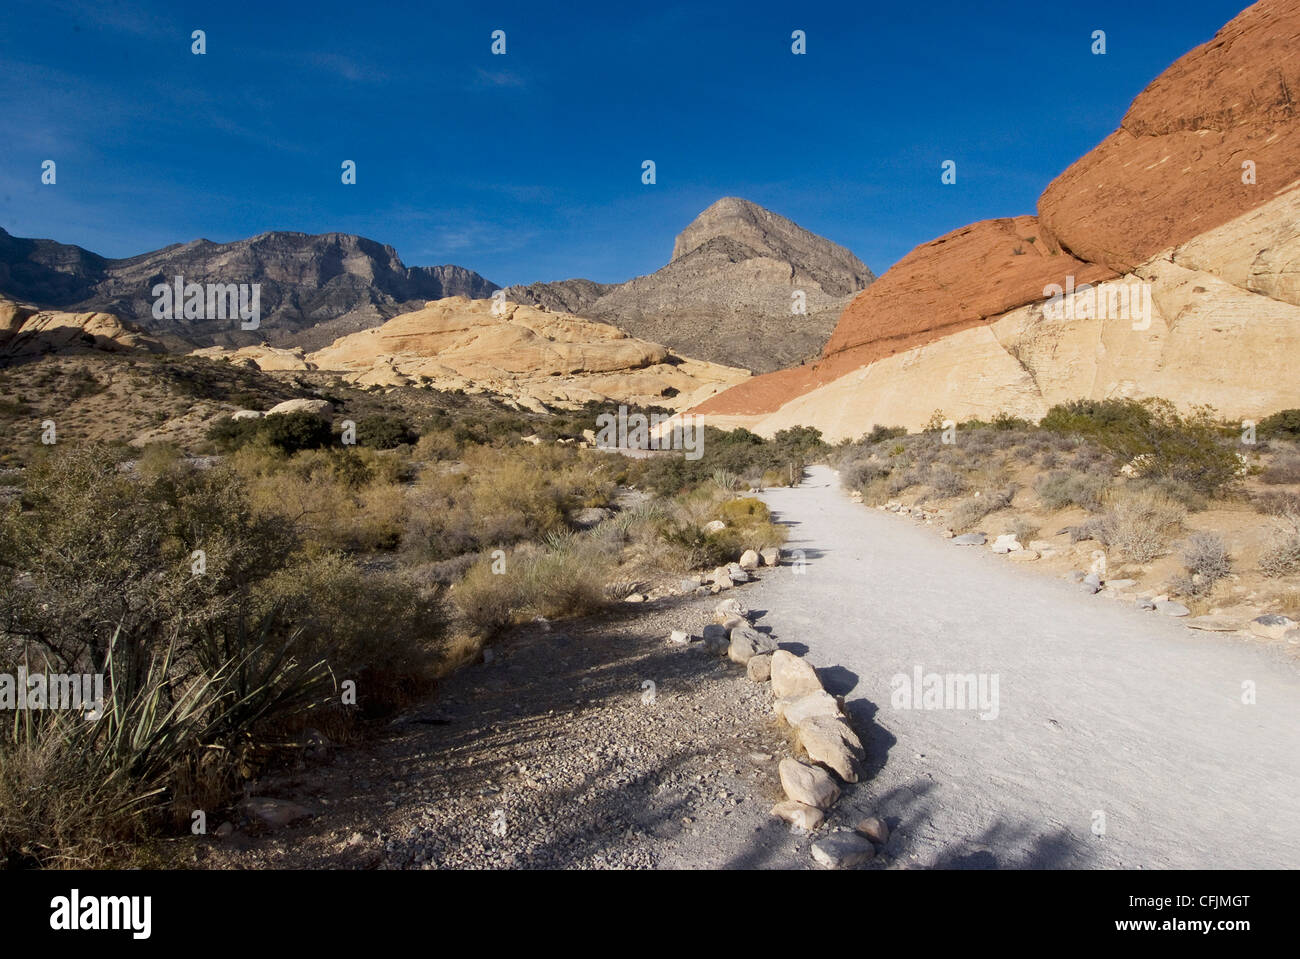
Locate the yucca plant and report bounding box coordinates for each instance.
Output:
[710,469,740,492]
[1,618,330,868]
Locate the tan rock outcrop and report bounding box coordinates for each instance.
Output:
[0,299,163,359]
[189,344,314,371]
[303,296,749,411]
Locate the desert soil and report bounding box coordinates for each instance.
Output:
[189,590,851,870]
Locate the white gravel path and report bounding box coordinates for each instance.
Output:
[746,465,1300,869]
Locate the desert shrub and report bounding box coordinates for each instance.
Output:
[414,428,459,461]
[1255,491,1300,517]
[1096,489,1186,562]
[1009,517,1040,543]
[1172,532,1231,597]
[923,411,948,433]
[1043,398,1238,499]
[655,520,736,569]
[711,469,741,492]
[0,446,364,865]
[1259,409,1300,440]
[1034,470,1109,512]
[134,441,187,479]
[402,446,613,560]
[1260,456,1300,485]
[841,457,891,490]
[1,446,293,668]
[354,414,416,449]
[452,540,609,638]
[655,492,786,568]
[261,411,333,453]
[207,411,332,454]
[771,425,827,460]
[949,486,1017,532]
[928,465,968,498]
[206,415,263,450]
[232,445,407,553]
[709,522,787,557]
[958,413,1032,433]
[1041,398,1155,437]
[258,554,438,716]
[630,425,822,495]
[1260,529,1300,578]
[864,425,907,444]
[719,497,770,525]
[1067,517,1109,544]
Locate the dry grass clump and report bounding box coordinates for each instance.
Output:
[1259,455,1300,486]
[1260,507,1300,578]
[1095,489,1186,563]
[452,538,610,639]
[949,486,1018,532]
[404,445,617,560]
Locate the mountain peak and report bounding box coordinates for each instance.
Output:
[670,197,874,296]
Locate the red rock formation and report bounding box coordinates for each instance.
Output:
[697,0,1300,420]
[1038,0,1300,272]
[696,216,1113,415]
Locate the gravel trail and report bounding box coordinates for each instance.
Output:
[746,465,1300,868]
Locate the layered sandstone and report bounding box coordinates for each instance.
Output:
[295,296,749,412]
[1038,0,1300,272]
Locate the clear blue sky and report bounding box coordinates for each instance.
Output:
[0,0,1249,286]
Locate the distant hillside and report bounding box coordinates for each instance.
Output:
[0,228,498,351]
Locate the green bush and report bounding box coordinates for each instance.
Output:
[1043,399,1238,499]
[261,412,333,454]
[0,447,343,864]
[631,425,821,495]
[1040,398,1154,437]
[0,444,442,865]
[354,414,416,449]
[207,411,332,454]
[863,425,907,444]
[1259,409,1300,440]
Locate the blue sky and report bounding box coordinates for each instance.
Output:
[0,0,1249,286]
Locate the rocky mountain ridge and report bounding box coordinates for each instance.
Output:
[0,227,498,352]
